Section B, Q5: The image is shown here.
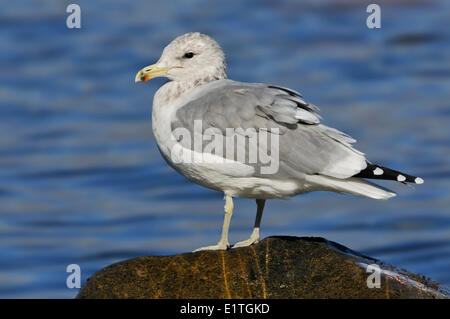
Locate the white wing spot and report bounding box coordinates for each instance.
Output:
[397,174,406,182]
[373,167,384,175]
[415,177,424,184]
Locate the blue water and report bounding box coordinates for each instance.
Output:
[0,0,449,298]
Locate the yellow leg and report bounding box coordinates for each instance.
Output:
[193,194,233,252]
[233,199,265,248]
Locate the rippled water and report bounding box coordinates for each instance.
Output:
[0,0,449,298]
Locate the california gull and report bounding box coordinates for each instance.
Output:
[135,32,424,251]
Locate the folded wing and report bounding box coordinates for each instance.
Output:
[172,79,367,179]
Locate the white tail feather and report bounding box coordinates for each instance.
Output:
[306,175,396,200]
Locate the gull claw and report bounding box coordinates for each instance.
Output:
[233,229,260,248]
[193,242,230,252]
[232,237,259,248]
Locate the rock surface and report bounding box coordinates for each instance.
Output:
[77,236,449,299]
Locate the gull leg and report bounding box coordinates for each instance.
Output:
[233,199,265,248]
[193,194,233,252]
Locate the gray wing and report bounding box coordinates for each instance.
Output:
[172,79,367,179]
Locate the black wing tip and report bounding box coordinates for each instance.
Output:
[267,85,303,97]
[354,163,424,184]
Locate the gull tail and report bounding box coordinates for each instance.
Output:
[353,162,424,185]
[306,175,397,200]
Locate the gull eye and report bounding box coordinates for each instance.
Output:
[183,52,194,59]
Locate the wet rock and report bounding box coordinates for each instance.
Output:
[76,236,449,299]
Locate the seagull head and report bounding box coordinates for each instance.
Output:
[135,32,226,84]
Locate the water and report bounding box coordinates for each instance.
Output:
[0,0,449,298]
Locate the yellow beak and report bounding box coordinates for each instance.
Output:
[135,64,179,83]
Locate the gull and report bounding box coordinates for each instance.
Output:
[135,32,424,252]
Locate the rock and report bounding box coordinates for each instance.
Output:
[76,236,449,299]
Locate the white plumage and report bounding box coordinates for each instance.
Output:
[135,32,423,251]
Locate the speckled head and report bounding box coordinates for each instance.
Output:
[135,32,227,85]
